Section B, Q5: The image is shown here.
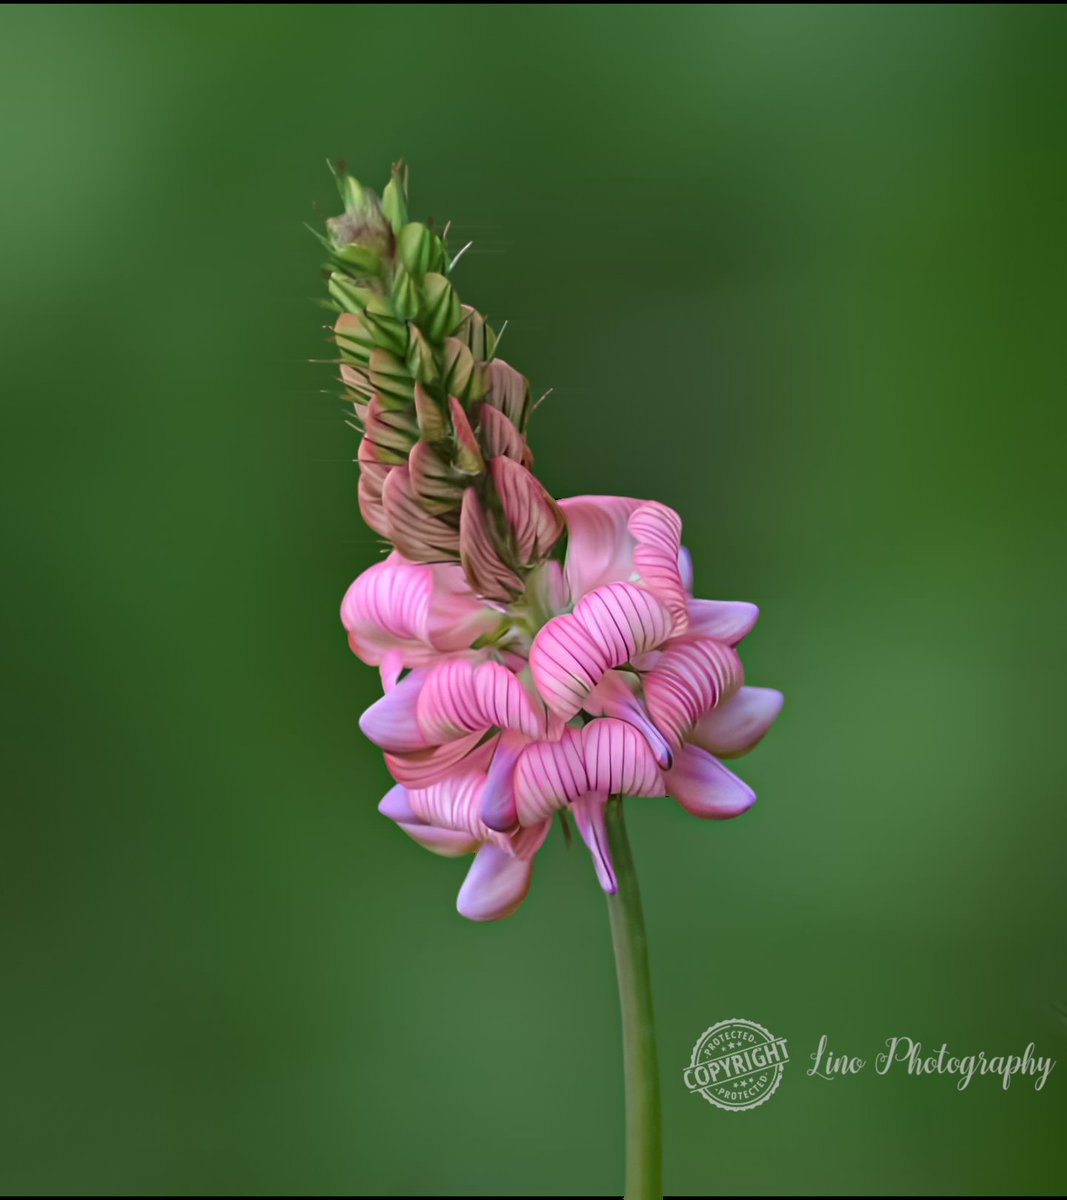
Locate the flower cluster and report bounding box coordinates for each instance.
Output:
[325,163,781,920]
[342,495,781,919]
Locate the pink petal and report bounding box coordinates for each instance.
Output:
[642,637,744,750]
[378,785,479,857]
[384,730,493,789]
[341,552,497,669]
[529,582,673,719]
[689,687,783,759]
[584,670,674,769]
[557,495,641,600]
[489,456,564,565]
[406,770,485,838]
[379,649,405,693]
[572,792,615,892]
[459,487,523,602]
[416,658,549,744]
[478,730,526,832]
[686,598,759,646]
[663,744,755,819]
[359,669,432,753]
[678,545,694,594]
[513,718,665,825]
[456,842,533,921]
[629,502,689,634]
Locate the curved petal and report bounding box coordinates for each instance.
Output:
[406,770,485,838]
[384,730,493,789]
[416,658,548,743]
[359,669,432,753]
[584,670,674,768]
[688,686,783,759]
[378,785,479,856]
[686,598,759,646]
[678,545,694,594]
[664,744,755,819]
[572,792,615,893]
[478,730,526,832]
[557,495,641,600]
[341,552,497,670]
[514,718,665,825]
[457,842,533,921]
[642,638,744,750]
[629,502,689,634]
[529,582,673,719]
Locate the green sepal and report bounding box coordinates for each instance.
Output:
[369,348,415,408]
[406,326,440,387]
[390,265,420,320]
[420,273,463,342]
[381,161,409,233]
[362,296,409,356]
[333,240,383,277]
[397,222,446,280]
[442,337,477,401]
[329,272,376,315]
[413,383,449,442]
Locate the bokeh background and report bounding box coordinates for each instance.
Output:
[2,3,1066,1195]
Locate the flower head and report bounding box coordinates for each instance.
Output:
[342,498,781,918]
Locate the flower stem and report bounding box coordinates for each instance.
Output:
[604,796,662,1200]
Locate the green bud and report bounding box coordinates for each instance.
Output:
[369,348,415,409]
[390,264,420,320]
[406,325,440,387]
[361,296,409,356]
[420,273,463,342]
[397,222,446,280]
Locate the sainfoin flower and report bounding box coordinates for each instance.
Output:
[342,495,782,920]
[321,162,779,1197]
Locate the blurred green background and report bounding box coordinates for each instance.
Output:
[2,3,1065,1195]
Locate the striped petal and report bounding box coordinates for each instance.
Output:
[529,582,673,719]
[378,785,479,857]
[384,730,493,789]
[642,638,744,750]
[406,770,485,839]
[663,744,755,819]
[416,658,549,743]
[584,670,674,769]
[457,842,532,921]
[490,456,564,565]
[686,598,759,646]
[689,686,783,759]
[341,552,498,668]
[629,502,689,634]
[514,718,665,825]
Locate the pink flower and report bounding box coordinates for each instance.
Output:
[342,498,781,918]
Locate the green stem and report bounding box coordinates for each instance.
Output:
[604,796,662,1200]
